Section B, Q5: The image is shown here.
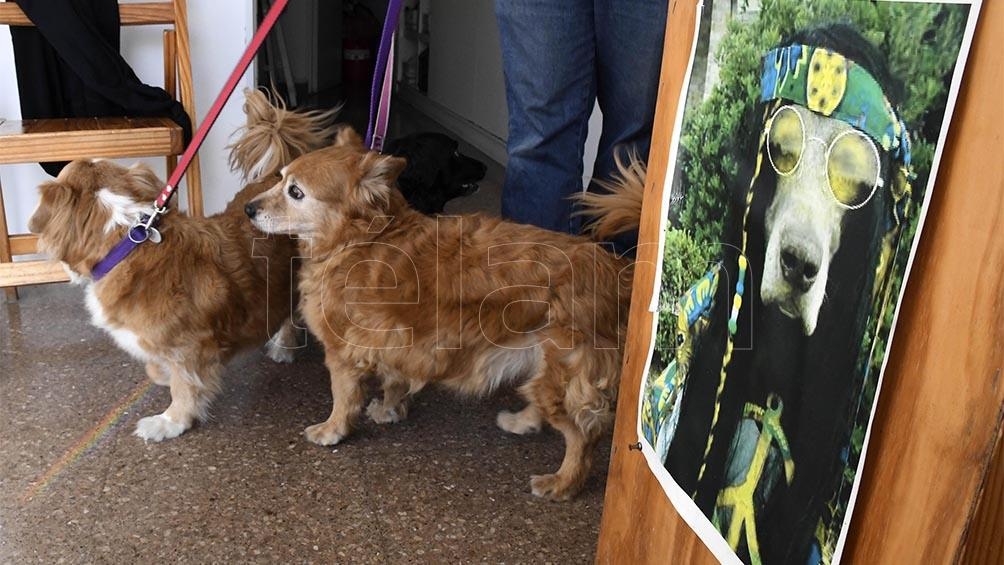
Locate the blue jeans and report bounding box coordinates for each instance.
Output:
[495,0,667,245]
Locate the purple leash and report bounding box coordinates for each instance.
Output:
[364,0,405,152]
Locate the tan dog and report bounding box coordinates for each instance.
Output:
[246,128,644,500]
[28,89,336,441]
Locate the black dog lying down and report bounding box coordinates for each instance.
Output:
[385,132,487,214]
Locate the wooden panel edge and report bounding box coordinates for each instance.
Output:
[0,3,174,27]
[959,407,1004,564]
[595,1,714,563]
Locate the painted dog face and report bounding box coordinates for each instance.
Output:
[761,105,881,336]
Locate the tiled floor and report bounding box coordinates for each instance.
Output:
[0,284,609,563]
[0,99,608,563]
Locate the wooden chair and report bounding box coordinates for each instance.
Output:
[0,0,202,300]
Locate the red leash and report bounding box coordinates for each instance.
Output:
[155,0,289,210]
[92,0,289,280]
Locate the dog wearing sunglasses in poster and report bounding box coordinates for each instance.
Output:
[659,24,915,564]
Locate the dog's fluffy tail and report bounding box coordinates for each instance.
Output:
[573,153,646,241]
[227,88,339,182]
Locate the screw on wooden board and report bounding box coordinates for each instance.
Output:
[628,441,643,451]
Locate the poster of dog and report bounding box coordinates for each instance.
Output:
[636,1,981,563]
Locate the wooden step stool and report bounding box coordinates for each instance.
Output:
[0,0,203,300]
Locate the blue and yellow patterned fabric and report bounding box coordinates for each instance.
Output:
[760,44,912,167]
[713,395,796,565]
[641,266,721,455]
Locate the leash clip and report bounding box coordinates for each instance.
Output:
[129,205,169,244]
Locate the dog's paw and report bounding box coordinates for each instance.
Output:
[496,410,541,435]
[304,422,345,446]
[134,414,187,442]
[265,340,296,363]
[530,473,575,502]
[366,399,405,424]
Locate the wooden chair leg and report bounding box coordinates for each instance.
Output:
[163,29,179,180]
[0,176,19,301]
[173,0,204,218]
[185,154,203,218]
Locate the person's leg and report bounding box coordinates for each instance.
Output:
[495,0,596,233]
[592,0,666,181]
[589,0,668,250]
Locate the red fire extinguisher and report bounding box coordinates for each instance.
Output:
[343,1,380,85]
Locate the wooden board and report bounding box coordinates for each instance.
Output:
[0,260,69,287]
[595,2,716,563]
[172,0,204,218]
[0,2,175,27]
[0,117,183,165]
[962,429,1004,564]
[595,1,1004,563]
[9,233,38,256]
[0,174,15,301]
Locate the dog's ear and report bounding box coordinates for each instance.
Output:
[230,87,338,181]
[242,87,279,125]
[334,126,363,148]
[29,181,76,234]
[357,153,406,209]
[127,163,165,197]
[125,163,178,211]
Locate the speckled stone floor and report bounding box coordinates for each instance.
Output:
[0,284,608,563]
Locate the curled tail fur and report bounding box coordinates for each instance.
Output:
[227,88,339,182]
[573,153,646,242]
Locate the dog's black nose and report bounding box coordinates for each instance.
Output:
[780,246,819,292]
[244,202,258,219]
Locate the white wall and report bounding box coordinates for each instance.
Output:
[0,0,255,235]
[427,0,507,140]
[422,0,602,187]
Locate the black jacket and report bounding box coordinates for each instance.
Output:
[9,0,191,175]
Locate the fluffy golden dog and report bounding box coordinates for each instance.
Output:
[246,128,644,500]
[28,89,335,441]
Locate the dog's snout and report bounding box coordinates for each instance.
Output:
[27,213,43,235]
[780,244,820,292]
[244,202,258,219]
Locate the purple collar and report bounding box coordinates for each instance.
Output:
[91,221,156,281]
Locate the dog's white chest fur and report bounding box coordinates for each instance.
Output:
[85,286,151,362]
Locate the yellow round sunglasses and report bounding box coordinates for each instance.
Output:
[766,104,884,210]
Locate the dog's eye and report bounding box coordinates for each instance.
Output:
[287,184,304,200]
